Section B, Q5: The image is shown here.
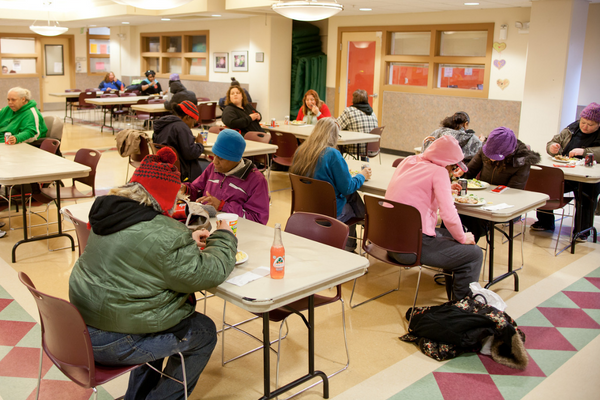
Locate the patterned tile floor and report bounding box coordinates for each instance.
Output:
[389,267,600,400]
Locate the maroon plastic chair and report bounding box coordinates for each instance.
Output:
[113,92,137,121]
[40,138,61,155]
[18,272,189,400]
[197,97,211,102]
[349,195,453,328]
[198,102,217,129]
[392,156,406,168]
[40,148,101,202]
[270,131,298,167]
[366,126,385,164]
[222,212,350,388]
[75,91,97,121]
[63,209,90,256]
[208,126,226,134]
[244,131,271,172]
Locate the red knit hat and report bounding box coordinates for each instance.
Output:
[130,147,181,213]
[179,100,199,121]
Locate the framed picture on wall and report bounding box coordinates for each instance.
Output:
[214,52,228,73]
[231,51,248,72]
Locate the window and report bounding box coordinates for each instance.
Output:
[141,31,209,81]
[87,27,110,75]
[1,37,38,76]
[380,23,493,98]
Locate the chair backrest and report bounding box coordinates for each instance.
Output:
[208,126,226,134]
[43,116,64,140]
[151,143,181,172]
[285,212,349,250]
[197,97,211,102]
[198,102,217,122]
[124,89,140,95]
[85,88,99,92]
[363,194,422,266]
[18,272,98,388]
[250,102,257,110]
[131,136,150,163]
[244,130,271,144]
[525,165,565,203]
[366,126,384,155]
[289,173,337,218]
[78,91,97,107]
[136,98,149,105]
[40,138,61,155]
[63,209,91,256]
[271,131,298,160]
[101,93,117,98]
[120,92,137,97]
[73,148,102,194]
[392,156,405,168]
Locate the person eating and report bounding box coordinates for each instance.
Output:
[422,111,483,163]
[141,69,162,95]
[221,85,263,136]
[296,89,331,125]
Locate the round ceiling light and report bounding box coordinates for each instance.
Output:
[112,0,193,10]
[272,1,343,21]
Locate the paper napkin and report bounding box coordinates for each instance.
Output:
[226,266,270,286]
[481,203,514,211]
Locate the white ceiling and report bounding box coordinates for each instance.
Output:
[0,0,595,28]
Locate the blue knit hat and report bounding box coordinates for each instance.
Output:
[212,129,246,161]
[483,127,517,161]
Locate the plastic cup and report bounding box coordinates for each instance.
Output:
[216,213,238,236]
[201,131,208,145]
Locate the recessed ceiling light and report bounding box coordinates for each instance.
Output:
[212,14,221,17]
[122,22,130,24]
[161,18,171,21]
[359,8,372,11]
[464,2,479,5]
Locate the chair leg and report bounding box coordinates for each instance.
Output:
[93,387,98,400]
[407,267,424,331]
[35,347,43,400]
[349,265,402,308]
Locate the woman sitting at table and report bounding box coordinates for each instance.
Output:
[218,77,252,109]
[386,135,482,300]
[530,102,600,241]
[422,111,483,163]
[69,147,237,400]
[141,69,162,95]
[221,85,263,136]
[98,71,124,91]
[182,129,270,225]
[455,127,541,242]
[296,89,331,125]
[290,117,371,252]
[153,100,206,182]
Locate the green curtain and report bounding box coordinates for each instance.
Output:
[290,21,326,120]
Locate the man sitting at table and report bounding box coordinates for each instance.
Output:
[0,87,47,145]
[181,129,270,225]
[164,73,198,111]
[336,89,378,160]
[69,147,237,400]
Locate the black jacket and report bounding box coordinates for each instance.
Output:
[221,103,264,136]
[153,115,204,182]
[164,81,198,111]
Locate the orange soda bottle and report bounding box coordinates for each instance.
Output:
[270,223,285,279]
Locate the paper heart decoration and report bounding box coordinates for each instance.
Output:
[497,79,510,90]
[493,42,507,53]
[493,59,506,69]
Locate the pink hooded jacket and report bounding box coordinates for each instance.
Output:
[385,135,467,244]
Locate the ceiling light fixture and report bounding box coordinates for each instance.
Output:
[212,14,221,17]
[272,0,343,21]
[464,2,480,5]
[29,2,68,36]
[112,0,193,10]
[161,18,171,21]
[359,8,372,11]
[122,22,130,24]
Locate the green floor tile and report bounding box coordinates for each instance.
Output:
[537,292,580,309]
[0,345,12,362]
[527,349,575,376]
[557,327,600,351]
[0,376,38,400]
[0,300,36,322]
[516,308,553,327]
[584,309,600,325]
[16,324,41,348]
[584,267,600,278]
[435,352,488,374]
[563,278,600,293]
[0,285,12,299]
[388,373,444,400]
[43,364,72,381]
[491,375,545,400]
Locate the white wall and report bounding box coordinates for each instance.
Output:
[578,3,600,106]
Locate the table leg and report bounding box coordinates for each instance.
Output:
[485,221,519,291]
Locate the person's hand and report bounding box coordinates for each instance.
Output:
[197,191,221,209]
[310,104,320,115]
[216,219,234,233]
[359,167,372,180]
[250,112,260,121]
[451,182,462,195]
[6,136,16,145]
[179,184,187,194]
[195,134,204,144]
[452,167,465,178]
[463,232,476,245]
[569,148,585,158]
[549,143,561,155]
[192,228,210,248]
[423,136,435,143]
[478,134,486,142]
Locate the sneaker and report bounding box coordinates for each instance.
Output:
[530,221,554,231]
[0,230,6,238]
[575,233,590,243]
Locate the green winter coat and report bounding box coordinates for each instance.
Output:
[69,211,237,334]
[0,100,47,143]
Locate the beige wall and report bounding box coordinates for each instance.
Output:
[579,3,600,106]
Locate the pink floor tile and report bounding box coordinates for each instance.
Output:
[538,307,600,329]
[478,353,545,377]
[0,347,53,378]
[0,320,36,346]
[26,379,94,400]
[434,372,504,400]
[586,277,600,291]
[564,291,600,310]
[0,299,13,313]
[518,326,577,351]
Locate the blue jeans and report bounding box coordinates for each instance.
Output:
[88,312,217,400]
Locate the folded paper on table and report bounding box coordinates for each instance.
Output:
[481,203,513,211]
[226,266,269,286]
